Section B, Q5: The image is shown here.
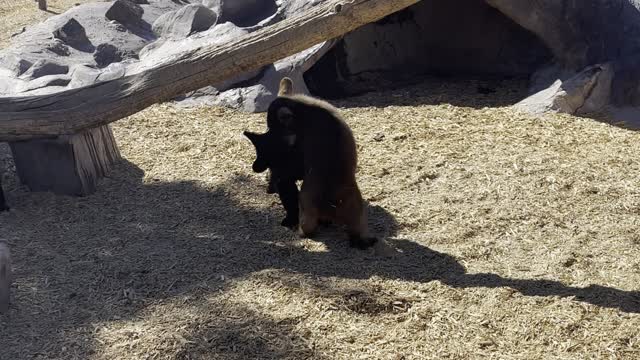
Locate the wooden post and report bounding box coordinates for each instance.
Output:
[9,125,121,196]
[38,0,47,11]
[0,241,10,314]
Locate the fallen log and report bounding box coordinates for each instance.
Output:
[0,0,420,142]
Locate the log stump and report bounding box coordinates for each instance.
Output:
[9,125,121,196]
[0,241,10,314]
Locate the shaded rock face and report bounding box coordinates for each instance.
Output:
[93,43,138,68]
[203,0,279,27]
[152,4,218,39]
[105,0,144,26]
[304,0,552,99]
[52,18,93,52]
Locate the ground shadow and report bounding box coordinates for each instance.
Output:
[0,160,638,358]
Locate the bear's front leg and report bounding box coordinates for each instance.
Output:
[277,178,299,229]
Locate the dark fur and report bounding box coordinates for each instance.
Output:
[0,179,7,212]
[263,76,296,195]
[244,130,303,228]
[266,95,377,249]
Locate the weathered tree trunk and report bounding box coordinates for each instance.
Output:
[9,125,121,196]
[0,0,420,142]
[0,241,10,314]
[486,0,640,114]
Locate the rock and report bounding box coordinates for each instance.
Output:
[190,40,335,112]
[515,64,608,116]
[46,39,71,56]
[52,17,92,51]
[528,63,575,95]
[212,0,278,27]
[0,54,33,76]
[201,0,222,14]
[97,62,127,82]
[68,64,101,88]
[105,0,144,26]
[20,59,69,79]
[16,74,72,93]
[93,43,137,68]
[152,4,217,39]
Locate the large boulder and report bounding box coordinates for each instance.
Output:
[105,0,144,26]
[52,18,93,51]
[486,0,640,117]
[515,64,613,116]
[152,4,218,39]
[203,0,278,27]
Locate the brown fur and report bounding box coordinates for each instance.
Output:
[266,88,376,249]
[278,77,294,96]
[265,77,296,194]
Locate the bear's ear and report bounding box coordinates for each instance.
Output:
[243,131,261,145]
[277,106,294,127]
[278,77,294,96]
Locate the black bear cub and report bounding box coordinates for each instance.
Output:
[244,129,302,228]
[0,179,7,212]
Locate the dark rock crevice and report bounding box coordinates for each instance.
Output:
[304,0,552,100]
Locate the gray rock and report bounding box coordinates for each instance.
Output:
[0,54,33,76]
[68,64,102,88]
[46,39,71,56]
[97,62,127,82]
[201,0,222,14]
[16,74,72,93]
[93,43,137,68]
[193,40,334,112]
[52,17,92,51]
[515,64,608,116]
[152,4,217,39]
[214,0,278,27]
[21,59,69,79]
[105,0,144,25]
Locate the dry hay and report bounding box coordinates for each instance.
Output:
[1,76,640,359]
[0,0,96,49]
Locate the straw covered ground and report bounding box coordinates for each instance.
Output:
[1,77,640,359]
[1,2,640,360]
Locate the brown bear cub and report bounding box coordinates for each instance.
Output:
[265,78,377,249]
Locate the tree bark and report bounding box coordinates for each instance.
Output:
[0,0,420,142]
